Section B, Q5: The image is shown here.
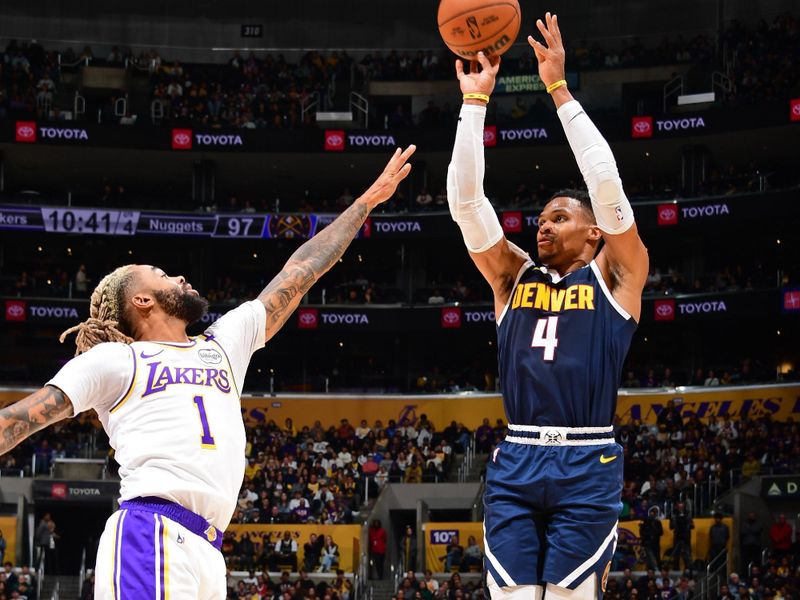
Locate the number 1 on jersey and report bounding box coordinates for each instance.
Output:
[193,396,216,449]
[531,316,559,361]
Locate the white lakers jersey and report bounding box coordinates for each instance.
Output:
[47,300,266,531]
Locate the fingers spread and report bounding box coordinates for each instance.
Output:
[455,59,465,78]
[476,51,491,71]
[395,163,412,181]
[536,18,555,47]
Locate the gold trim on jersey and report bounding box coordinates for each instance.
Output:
[109,346,138,414]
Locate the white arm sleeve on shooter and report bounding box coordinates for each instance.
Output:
[46,342,135,415]
[447,104,504,253]
[557,100,635,235]
[205,299,267,392]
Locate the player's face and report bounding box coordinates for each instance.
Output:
[132,265,208,324]
[536,197,597,267]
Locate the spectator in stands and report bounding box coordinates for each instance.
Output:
[320,535,339,572]
[270,531,298,572]
[461,536,483,571]
[709,513,730,570]
[34,513,51,566]
[443,538,463,572]
[740,511,763,573]
[427,289,445,304]
[303,533,323,572]
[741,454,761,479]
[369,519,387,579]
[670,501,694,573]
[769,514,793,558]
[415,187,433,210]
[333,568,352,600]
[400,525,417,572]
[640,506,664,570]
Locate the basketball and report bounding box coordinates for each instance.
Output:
[437,0,521,60]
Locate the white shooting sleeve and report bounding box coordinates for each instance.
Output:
[447,104,504,253]
[557,100,635,235]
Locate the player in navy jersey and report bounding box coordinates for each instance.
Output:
[447,13,648,600]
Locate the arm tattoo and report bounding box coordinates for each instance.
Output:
[259,201,370,338]
[0,386,73,456]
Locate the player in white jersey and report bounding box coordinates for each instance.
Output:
[0,145,415,599]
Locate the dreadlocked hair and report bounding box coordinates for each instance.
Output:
[59,265,137,355]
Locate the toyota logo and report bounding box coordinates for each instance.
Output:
[442,311,459,324]
[633,121,651,133]
[483,130,495,143]
[327,134,343,145]
[6,304,24,318]
[656,304,674,317]
[793,104,800,116]
[299,312,317,325]
[174,133,190,145]
[659,207,676,220]
[503,215,520,228]
[17,126,34,138]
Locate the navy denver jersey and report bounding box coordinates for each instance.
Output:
[496,259,637,428]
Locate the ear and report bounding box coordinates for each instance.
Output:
[588,223,602,242]
[131,292,155,315]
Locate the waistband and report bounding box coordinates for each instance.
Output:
[505,424,615,446]
[119,496,223,551]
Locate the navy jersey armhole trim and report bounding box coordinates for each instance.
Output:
[589,260,633,321]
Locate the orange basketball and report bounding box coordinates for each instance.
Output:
[437,0,521,60]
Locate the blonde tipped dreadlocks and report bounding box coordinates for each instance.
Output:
[59,265,137,355]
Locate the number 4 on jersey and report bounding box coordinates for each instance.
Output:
[531,316,559,361]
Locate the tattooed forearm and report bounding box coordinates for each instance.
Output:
[259,201,370,339]
[0,386,73,455]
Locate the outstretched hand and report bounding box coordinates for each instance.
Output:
[527,12,566,89]
[359,145,416,209]
[455,51,501,97]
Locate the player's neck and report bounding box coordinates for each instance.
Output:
[547,257,590,278]
[133,315,191,343]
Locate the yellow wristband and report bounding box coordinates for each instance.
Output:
[546,79,567,94]
[463,93,490,103]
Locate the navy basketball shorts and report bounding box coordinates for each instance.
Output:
[483,425,623,592]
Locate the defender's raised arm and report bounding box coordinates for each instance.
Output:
[259,145,415,341]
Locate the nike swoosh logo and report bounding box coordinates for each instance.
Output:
[140,350,164,359]
[600,454,618,464]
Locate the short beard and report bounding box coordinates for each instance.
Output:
[153,288,209,325]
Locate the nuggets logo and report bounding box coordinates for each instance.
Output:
[268,214,313,239]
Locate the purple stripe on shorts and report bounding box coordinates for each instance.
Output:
[118,510,157,599]
[158,515,166,600]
